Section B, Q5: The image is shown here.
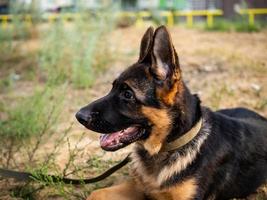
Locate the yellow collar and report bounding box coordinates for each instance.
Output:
[162,118,203,152]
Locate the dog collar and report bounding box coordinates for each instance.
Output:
[162,118,203,152]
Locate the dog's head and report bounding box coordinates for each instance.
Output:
[76,26,187,155]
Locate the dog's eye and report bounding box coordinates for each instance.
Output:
[123,90,134,99]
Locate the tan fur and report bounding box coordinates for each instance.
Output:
[167,178,198,200]
[148,178,197,200]
[152,26,183,106]
[141,107,171,155]
[130,149,160,192]
[87,180,146,200]
[156,77,183,106]
[87,178,197,200]
[157,149,197,185]
[145,178,197,200]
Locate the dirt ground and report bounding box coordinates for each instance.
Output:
[1,26,267,199]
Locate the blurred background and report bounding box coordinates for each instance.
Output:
[0,0,266,199]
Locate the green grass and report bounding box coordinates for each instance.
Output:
[204,18,264,32]
[0,86,65,139]
[39,11,115,89]
[11,184,40,200]
[0,6,116,89]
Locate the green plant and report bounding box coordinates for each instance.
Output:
[39,10,116,88]
[204,18,262,32]
[10,184,41,200]
[0,2,38,91]
[0,86,65,139]
[208,84,234,110]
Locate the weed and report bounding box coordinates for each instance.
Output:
[208,84,234,110]
[0,85,65,139]
[39,10,116,89]
[204,18,262,32]
[0,73,16,91]
[10,184,42,200]
[254,99,267,111]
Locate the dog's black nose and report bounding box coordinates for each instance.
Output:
[75,111,90,126]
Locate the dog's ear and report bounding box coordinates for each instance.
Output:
[150,26,180,81]
[138,26,154,62]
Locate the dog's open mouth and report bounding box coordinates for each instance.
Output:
[100,126,145,151]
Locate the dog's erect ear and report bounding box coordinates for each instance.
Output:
[138,26,154,62]
[150,26,180,81]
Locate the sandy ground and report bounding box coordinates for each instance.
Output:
[1,26,267,199]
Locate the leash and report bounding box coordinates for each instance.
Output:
[0,154,131,185]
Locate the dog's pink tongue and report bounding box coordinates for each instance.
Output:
[100,127,138,148]
[100,131,121,148]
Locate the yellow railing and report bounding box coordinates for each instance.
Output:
[160,11,174,27]
[0,14,35,28]
[44,13,81,23]
[236,8,267,26]
[174,9,223,27]
[136,11,151,27]
[119,10,221,27]
[119,11,174,27]
[0,13,82,29]
[1,15,11,29]
[0,11,183,29]
[2,8,267,29]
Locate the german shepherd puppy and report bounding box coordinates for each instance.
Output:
[76,26,267,200]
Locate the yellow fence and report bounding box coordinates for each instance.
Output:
[118,11,175,27]
[117,10,223,27]
[1,8,267,29]
[0,13,81,29]
[237,8,267,26]
[174,9,223,27]
[1,14,11,29]
[0,10,222,29]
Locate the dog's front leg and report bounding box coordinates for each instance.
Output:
[87,180,146,200]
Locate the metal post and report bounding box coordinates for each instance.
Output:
[248,11,254,26]
[207,13,213,28]
[187,14,193,27]
[2,15,8,29]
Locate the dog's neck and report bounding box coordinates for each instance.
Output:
[166,85,202,143]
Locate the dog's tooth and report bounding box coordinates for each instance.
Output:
[101,134,109,142]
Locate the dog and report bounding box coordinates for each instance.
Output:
[76,26,267,200]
